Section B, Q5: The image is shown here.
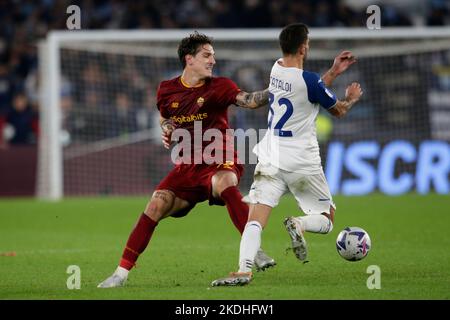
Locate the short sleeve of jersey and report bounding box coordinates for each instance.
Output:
[156,83,170,118]
[302,71,337,109]
[216,77,241,107]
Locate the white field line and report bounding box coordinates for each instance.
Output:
[0,248,119,255]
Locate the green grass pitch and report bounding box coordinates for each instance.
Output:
[0,194,449,300]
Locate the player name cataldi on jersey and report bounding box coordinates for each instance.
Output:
[270,76,292,92]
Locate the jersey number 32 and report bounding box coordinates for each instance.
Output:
[268,92,293,137]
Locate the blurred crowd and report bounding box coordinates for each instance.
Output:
[0,0,449,145]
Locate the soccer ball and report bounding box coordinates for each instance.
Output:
[336,227,371,261]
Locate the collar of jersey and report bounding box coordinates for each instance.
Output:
[180,76,205,88]
[277,58,303,70]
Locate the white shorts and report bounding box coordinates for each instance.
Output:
[243,162,335,215]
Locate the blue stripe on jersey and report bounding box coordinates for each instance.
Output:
[302,71,337,109]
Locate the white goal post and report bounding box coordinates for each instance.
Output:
[37,27,450,200]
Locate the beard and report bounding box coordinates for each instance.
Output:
[200,74,212,81]
[202,68,213,80]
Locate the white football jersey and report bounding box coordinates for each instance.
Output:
[254,59,337,174]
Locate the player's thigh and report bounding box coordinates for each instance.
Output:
[286,171,336,215]
[243,163,287,208]
[144,190,190,221]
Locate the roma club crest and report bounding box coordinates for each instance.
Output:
[197,97,205,107]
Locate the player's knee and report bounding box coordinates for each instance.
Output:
[145,190,174,221]
[212,171,238,196]
[323,206,335,223]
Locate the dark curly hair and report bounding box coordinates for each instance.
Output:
[178,31,213,68]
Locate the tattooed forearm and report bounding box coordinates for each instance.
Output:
[160,118,174,133]
[236,89,269,109]
[321,69,338,87]
[253,89,269,106]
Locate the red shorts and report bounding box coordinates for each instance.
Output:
[156,161,244,217]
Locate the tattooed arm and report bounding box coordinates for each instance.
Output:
[160,115,175,149]
[328,82,363,119]
[235,89,269,109]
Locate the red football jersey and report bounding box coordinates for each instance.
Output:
[157,76,241,164]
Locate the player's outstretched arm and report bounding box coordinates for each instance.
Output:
[322,51,356,87]
[160,115,175,149]
[235,89,269,109]
[328,82,363,119]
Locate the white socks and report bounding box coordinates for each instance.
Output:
[115,266,129,279]
[238,221,262,273]
[236,216,331,273]
[298,215,333,234]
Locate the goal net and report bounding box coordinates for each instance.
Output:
[37,28,450,199]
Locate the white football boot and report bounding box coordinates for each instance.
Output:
[254,248,276,271]
[211,272,253,287]
[284,217,308,261]
[97,270,127,288]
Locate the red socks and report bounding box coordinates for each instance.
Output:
[119,187,247,270]
[220,186,249,234]
[119,213,158,270]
